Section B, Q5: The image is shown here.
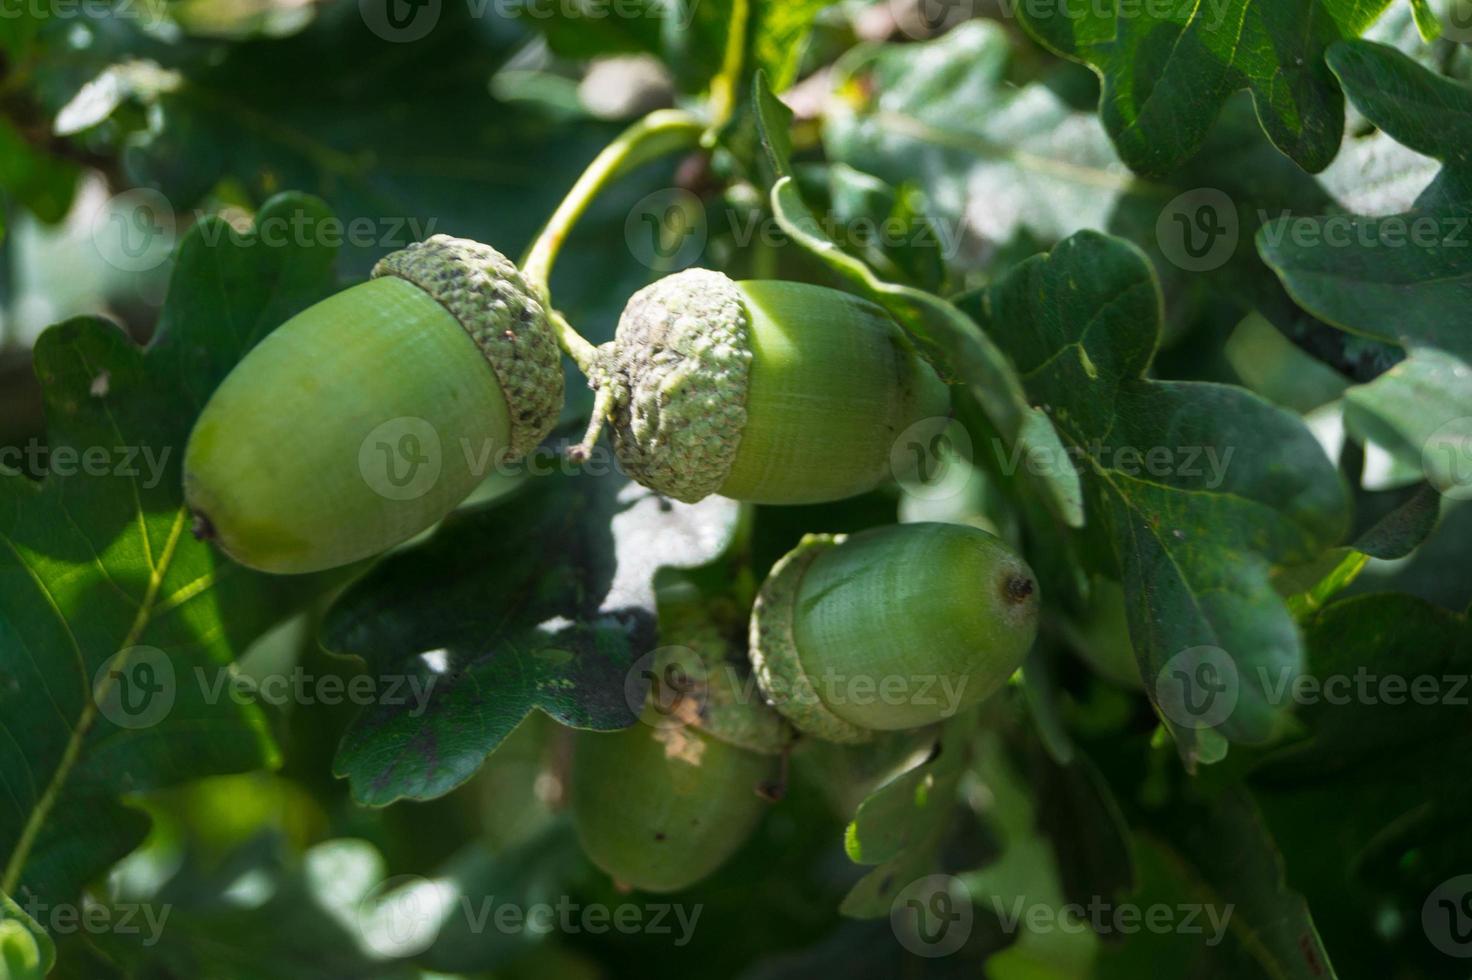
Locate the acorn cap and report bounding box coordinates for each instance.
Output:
[595,269,753,503]
[374,235,563,461]
[748,533,874,745]
[652,598,793,756]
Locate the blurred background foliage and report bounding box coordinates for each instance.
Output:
[5,0,1472,977]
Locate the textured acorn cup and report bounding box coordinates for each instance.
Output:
[750,523,1041,743]
[571,599,790,893]
[183,236,563,575]
[597,270,950,504]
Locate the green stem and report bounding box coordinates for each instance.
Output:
[522,109,705,379]
[2,508,188,897]
[521,108,706,303]
[550,309,601,377]
[707,0,751,131]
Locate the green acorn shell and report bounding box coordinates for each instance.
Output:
[594,270,950,504]
[570,588,790,893]
[750,523,1040,743]
[183,236,562,574]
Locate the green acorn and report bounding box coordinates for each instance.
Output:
[750,523,1040,743]
[588,270,950,504]
[0,918,45,980]
[571,588,791,893]
[184,236,563,574]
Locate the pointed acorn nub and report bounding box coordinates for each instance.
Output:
[595,269,949,504]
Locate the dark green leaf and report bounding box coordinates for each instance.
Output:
[961,231,1349,759]
[415,822,590,973]
[1260,41,1472,496]
[90,835,418,978]
[1015,0,1394,174]
[0,194,346,908]
[840,718,968,919]
[1274,482,1443,616]
[322,474,740,806]
[1139,788,1337,979]
[820,23,1368,352]
[1029,746,1135,912]
[0,119,78,225]
[70,2,652,338]
[752,72,1086,530]
[1250,593,1472,970]
[1258,593,1470,778]
[966,726,1099,975]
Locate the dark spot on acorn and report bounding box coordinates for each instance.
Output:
[654,832,667,842]
[756,780,784,803]
[758,747,791,802]
[1004,575,1035,604]
[190,510,217,543]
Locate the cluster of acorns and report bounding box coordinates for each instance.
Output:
[184,235,1040,892]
